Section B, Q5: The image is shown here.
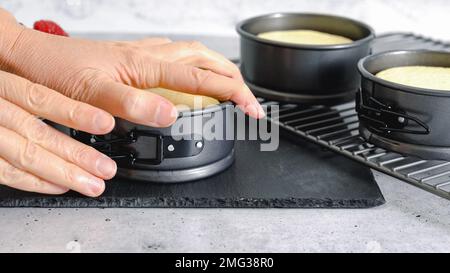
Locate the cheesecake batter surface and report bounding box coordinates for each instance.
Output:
[376,66,450,91]
[257,30,352,45]
[146,88,220,110]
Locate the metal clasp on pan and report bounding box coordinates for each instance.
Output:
[72,129,204,167]
[356,89,430,135]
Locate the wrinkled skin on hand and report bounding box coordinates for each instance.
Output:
[0,70,117,196]
[0,9,264,197]
[1,21,264,129]
[111,38,244,81]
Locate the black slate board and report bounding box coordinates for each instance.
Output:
[0,133,384,208]
[0,33,385,209]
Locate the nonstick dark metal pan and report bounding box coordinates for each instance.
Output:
[72,102,236,183]
[237,13,375,104]
[357,50,450,160]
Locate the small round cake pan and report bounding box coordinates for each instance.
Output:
[357,50,450,160]
[237,13,375,104]
[72,102,235,183]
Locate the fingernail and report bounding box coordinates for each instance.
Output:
[255,102,266,119]
[243,85,265,119]
[245,104,259,118]
[94,112,114,132]
[86,178,105,197]
[96,155,117,178]
[78,175,105,197]
[155,101,178,127]
[44,183,69,194]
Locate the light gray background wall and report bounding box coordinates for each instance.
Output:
[1,0,449,41]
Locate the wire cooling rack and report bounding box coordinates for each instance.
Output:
[261,33,450,200]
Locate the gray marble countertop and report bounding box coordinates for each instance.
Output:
[0,171,449,253]
[0,34,449,253]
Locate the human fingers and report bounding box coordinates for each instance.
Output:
[137,59,264,119]
[0,126,106,197]
[0,156,69,195]
[0,97,117,180]
[84,79,178,127]
[142,41,243,81]
[0,71,115,135]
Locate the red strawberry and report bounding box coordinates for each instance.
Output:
[33,20,69,37]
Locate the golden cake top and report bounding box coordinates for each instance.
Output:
[145,87,220,110]
[257,30,352,45]
[376,66,450,91]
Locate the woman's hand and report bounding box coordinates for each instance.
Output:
[0,16,265,129]
[0,70,117,197]
[0,9,264,197]
[112,38,243,81]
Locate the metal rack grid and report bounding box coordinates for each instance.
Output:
[264,101,450,200]
[260,33,450,200]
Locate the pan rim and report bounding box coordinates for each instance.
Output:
[177,101,234,118]
[236,12,375,51]
[358,49,450,97]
